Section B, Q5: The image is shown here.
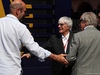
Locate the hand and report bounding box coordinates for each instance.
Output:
[21,53,31,58]
[48,53,69,65]
[55,54,69,65]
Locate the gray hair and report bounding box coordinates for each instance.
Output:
[81,12,97,27]
[58,16,73,31]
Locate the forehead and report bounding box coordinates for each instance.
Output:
[58,18,65,23]
[58,20,65,23]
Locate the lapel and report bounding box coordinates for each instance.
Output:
[56,34,65,54]
[66,32,74,54]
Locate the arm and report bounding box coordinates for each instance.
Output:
[42,36,53,51]
[20,27,68,65]
[48,53,69,65]
[21,52,69,65]
[66,34,79,64]
[21,36,53,58]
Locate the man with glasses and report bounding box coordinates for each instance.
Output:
[65,12,100,75]
[22,16,74,75]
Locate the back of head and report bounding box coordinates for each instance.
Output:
[9,0,26,14]
[81,12,97,27]
[58,16,73,31]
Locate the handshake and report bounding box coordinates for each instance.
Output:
[21,53,69,65]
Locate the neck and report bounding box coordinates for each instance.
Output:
[62,31,69,37]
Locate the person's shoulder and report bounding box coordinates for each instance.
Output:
[19,22,26,27]
[16,21,27,28]
[50,34,56,38]
[48,34,61,40]
[51,33,61,38]
[0,16,7,21]
[73,31,83,37]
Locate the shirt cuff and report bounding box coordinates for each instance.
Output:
[38,50,51,62]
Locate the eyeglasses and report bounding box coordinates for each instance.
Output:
[58,23,64,26]
[79,19,86,23]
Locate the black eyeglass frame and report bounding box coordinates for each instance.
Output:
[57,23,65,26]
[79,19,86,23]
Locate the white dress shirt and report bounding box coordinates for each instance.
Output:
[62,32,70,53]
[0,14,51,75]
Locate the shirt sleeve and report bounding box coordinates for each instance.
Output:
[20,26,51,60]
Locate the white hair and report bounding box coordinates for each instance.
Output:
[81,12,97,27]
[58,16,73,31]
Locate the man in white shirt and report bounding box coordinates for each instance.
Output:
[0,0,68,75]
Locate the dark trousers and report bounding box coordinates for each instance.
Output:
[60,66,72,75]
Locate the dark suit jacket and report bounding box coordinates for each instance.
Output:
[42,32,74,75]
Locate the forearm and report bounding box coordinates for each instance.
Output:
[47,53,69,65]
[47,53,58,60]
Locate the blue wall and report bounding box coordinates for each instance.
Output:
[54,0,71,33]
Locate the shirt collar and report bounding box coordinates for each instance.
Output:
[62,32,70,39]
[6,14,19,22]
[84,25,94,30]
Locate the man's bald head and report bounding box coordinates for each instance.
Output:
[9,0,26,20]
[10,0,26,13]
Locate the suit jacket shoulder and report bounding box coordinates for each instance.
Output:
[42,33,64,54]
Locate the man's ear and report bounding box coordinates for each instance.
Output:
[84,21,88,27]
[16,8,20,15]
[68,26,70,30]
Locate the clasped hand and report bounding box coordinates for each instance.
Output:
[55,54,69,65]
